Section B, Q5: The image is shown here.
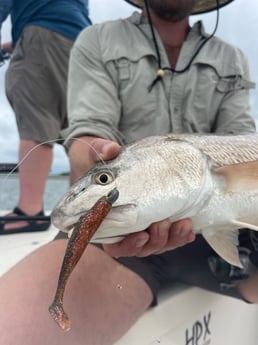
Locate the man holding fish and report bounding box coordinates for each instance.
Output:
[0,0,258,344]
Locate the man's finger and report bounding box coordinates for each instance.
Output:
[90,139,121,162]
[135,220,170,257]
[103,231,150,257]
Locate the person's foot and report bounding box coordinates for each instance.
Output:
[0,207,51,235]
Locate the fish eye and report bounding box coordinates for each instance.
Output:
[95,171,114,185]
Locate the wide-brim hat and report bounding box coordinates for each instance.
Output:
[124,0,235,15]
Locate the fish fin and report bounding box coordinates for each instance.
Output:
[214,160,258,192]
[231,219,258,231]
[201,227,243,268]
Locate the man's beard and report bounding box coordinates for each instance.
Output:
[147,0,198,22]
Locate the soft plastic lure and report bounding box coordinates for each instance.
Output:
[49,188,119,331]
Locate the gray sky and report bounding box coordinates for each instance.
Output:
[0,0,257,174]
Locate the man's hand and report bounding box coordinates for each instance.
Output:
[104,218,195,258]
[69,136,195,257]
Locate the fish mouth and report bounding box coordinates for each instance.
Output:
[54,203,136,233]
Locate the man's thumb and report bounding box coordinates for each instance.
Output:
[90,139,121,162]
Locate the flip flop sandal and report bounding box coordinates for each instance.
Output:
[0,206,51,235]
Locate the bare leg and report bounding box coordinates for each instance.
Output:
[0,241,152,345]
[238,272,258,303]
[18,139,53,213]
[4,139,53,230]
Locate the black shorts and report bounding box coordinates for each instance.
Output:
[55,230,256,305]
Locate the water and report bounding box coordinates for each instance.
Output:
[0,174,70,211]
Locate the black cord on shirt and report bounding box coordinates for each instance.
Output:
[144,0,220,92]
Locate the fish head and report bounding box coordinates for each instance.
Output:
[51,143,162,241]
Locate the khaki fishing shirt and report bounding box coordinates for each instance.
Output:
[64,12,256,148]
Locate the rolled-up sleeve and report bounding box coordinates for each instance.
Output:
[63,27,123,150]
[213,52,256,134]
[182,39,256,135]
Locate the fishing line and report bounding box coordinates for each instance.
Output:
[1,114,124,208]
[1,137,118,181]
[2,138,60,182]
[0,136,119,208]
[0,138,60,209]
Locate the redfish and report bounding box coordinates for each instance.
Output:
[51,134,258,269]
